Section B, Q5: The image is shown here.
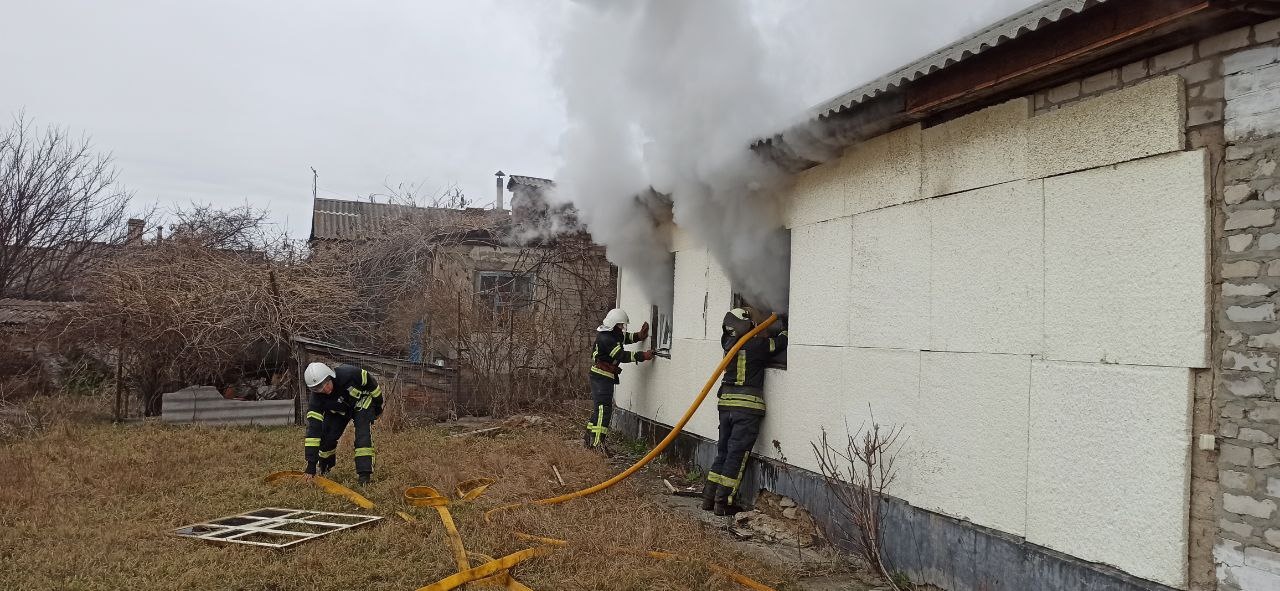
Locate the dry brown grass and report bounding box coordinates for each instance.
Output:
[0,404,797,591]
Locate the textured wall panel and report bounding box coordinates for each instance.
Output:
[672,249,709,341]
[917,352,1030,536]
[788,125,923,227]
[849,201,931,350]
[929,181,1043,354]
[1044,150,1209,367]
[923,98,1029,197]
[1029,76,1185,178]
[1027,360,1191,588]
[704,257,735,340]
[790,218,854,346]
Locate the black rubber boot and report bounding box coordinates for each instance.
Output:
[357,473,371,486]
[700,483,719,511]
[713,501,744,516]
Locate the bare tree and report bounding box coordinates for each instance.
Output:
[0,114,135,300]
[168,203,277,252]
[812,413,906,590]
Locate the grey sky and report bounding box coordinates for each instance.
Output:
[0,0,1035,238]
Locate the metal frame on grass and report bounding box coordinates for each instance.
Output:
[173,507,382,548]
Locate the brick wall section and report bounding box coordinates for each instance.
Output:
[1034,19,1280,591]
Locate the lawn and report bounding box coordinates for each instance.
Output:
[0,398,796,591]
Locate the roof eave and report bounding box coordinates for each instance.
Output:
[757,0,1280,171]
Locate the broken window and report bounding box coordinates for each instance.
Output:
[475,270,534,324]
[173,507,382,548]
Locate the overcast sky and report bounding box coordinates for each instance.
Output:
[0,0,1036,238]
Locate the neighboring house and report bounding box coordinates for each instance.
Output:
[612,2,1280,591]
[308,183,613,409]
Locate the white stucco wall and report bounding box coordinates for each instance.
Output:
[615,80,1203,589]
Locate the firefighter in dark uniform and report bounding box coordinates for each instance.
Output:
[302,362,383,485]
[703,307,787,515]
[585,308,656,452]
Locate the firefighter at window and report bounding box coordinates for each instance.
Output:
[703,307,787,515]
[586,308,656,453]
[302,362,383,485]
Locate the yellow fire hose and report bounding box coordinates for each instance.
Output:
[487,314,778,517]
[264,471,375,509]
[265,313,781,590]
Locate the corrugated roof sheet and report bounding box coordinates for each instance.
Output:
[310,198,510,241]
[310,198,435,240]
[811,0,1110,119]
[506,175,555,190]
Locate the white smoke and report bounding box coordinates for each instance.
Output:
[550,0,807,313]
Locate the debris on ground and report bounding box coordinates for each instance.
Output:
[500,414,548,428]
[445,426,505,438]
[730,490,825,548]
[663,478,702,497]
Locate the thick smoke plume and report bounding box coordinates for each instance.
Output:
[551,0,806,313]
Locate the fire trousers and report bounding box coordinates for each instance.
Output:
[584,375,615,447]
[318,407,377,475]
[705,408,762,505]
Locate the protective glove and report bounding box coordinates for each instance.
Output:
[639,350,657,362]
[635,321,650,343]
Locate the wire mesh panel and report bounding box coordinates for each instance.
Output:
[172,507,382,548]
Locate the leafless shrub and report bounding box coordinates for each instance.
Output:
[65,205,340,415]
[811,412,905,590]
[0,113,139,300]
[65,187,611,418]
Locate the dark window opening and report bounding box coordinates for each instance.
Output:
[729,230,789,369]
[475,271,534,326]
[730,292,787,369]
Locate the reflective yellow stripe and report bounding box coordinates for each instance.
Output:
[590,366,616,379]
[361,369,369,386]
[354,447,375,457]
[348,386,361,399]
[720,393,764,404]
[735,351,746,385]
[304,437,321,447]
[369,386,382,398]
[609,344,623,357]
[307,411,324,421]
[718,399,766,411]
[707,471,739,487]
[769,338,776,353]
[318,449,336,458]
[727,453,751,504]
[591,405,606,445]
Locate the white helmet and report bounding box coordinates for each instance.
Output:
[598,308,630,332]
[304,362,336,388]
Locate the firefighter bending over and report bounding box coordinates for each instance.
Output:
[586,308,656,453]
[302,362,383,485]
[703,307,787,516]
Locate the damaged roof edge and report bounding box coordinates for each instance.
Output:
[808,0,1111,121]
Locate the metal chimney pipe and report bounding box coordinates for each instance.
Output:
[494,171,506,210]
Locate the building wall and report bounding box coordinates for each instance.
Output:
[1031,19,1280,591]
[616,61,1216,591]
